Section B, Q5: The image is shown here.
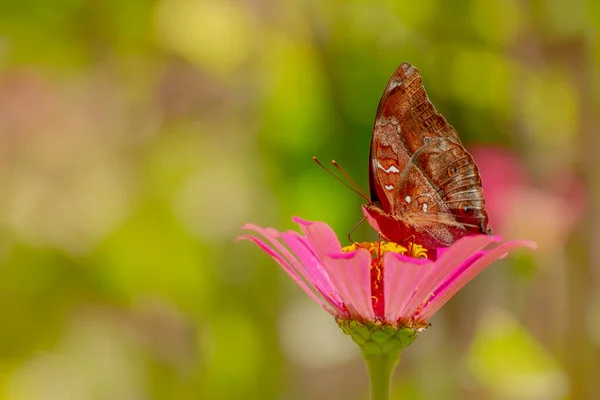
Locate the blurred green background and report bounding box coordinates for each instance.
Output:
[0,0,598,399]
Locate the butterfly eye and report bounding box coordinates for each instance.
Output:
[458,202,475,217]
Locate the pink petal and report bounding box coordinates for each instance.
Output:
[266,227,281,237]
[279,231,344,310]
[431,251,485,297]
[383,252,434,323]
[238,234,336,315]
[402,235,498,317]
[292,217,342,261]
[240,223,345,316]
[418,239,537,321]
[323,250,375,321]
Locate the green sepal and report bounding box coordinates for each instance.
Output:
[337,319,422,360]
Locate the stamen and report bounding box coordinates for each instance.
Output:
[409,244,428,259]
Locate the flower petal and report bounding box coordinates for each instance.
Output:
[240,223,345,316]
[292,217,343,261]
[431,251,486,298]
[279,231,344,311]
[238,234,336,315]
[323,249,375,321]
[402,235,499,317]
[383,252,434,323]
[418,239,537,321]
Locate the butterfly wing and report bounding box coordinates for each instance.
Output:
[368,63,490,246]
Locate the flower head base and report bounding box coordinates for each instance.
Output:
[338,319,420,361]
[239,217,536,331]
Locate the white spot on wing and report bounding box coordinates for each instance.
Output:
[377,160,400,174]
[422,203,428,212]
[405,196,411,204]
[404,65,417,77]
[385,185,394,191]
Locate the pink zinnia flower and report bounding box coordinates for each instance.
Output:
[239,216,536,328]
[239,216,536,400]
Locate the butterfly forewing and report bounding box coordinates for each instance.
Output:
[366,63,490,247]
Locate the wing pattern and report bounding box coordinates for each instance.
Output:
[366,63,490,247]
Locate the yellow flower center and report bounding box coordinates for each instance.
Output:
[342,241,428,259]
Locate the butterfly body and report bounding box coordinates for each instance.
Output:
[364,63,490,248]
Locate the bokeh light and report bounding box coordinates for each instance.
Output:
[0,0,598,399]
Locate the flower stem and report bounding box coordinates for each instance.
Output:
[364,354,400,400]
[336,320,419,400]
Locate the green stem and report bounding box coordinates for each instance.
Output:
[336,320,419,399]
[365,355,400,400]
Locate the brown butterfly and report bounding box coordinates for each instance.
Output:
[363,62,491,248]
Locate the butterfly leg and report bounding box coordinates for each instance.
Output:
[403,233,416,255]
[347,216,367,245]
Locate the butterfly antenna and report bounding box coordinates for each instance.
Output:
[312,157,370,202]
[331,160,371,202]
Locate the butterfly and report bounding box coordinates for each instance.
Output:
[363,63,491,248]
